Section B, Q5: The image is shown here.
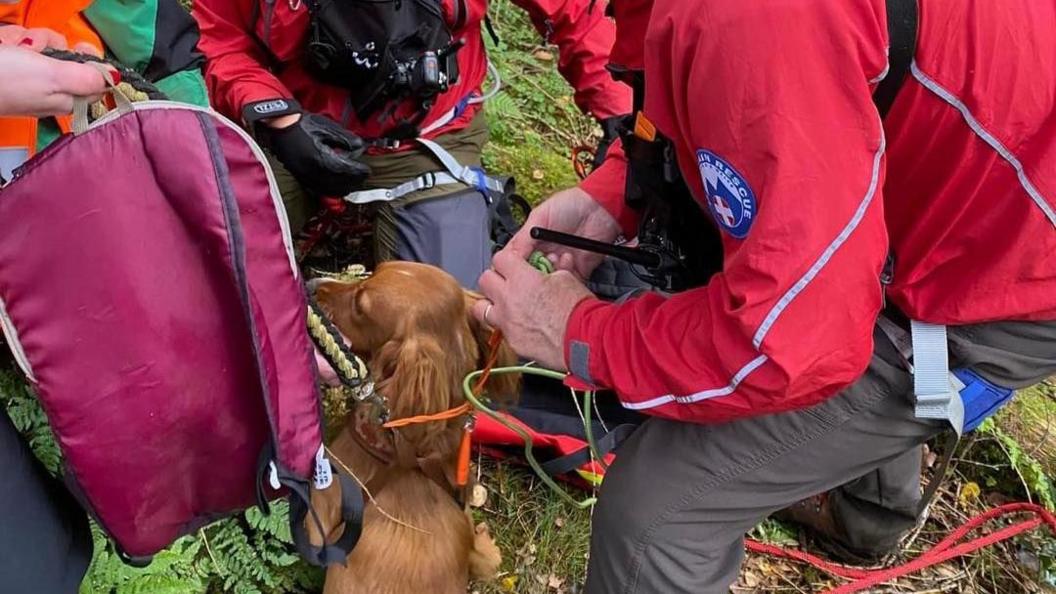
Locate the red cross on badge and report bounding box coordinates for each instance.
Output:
[710,192,736,227]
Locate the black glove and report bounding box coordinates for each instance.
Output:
[246,99,371,196]
[593,115,627,170]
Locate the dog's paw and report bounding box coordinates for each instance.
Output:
[468,521,502,579]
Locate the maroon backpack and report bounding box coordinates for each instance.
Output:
[0,94,361,565]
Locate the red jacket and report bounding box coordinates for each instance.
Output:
[570,0,1056,423]
[192,0,630,140]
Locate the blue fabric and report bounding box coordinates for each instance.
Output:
[470,167,490,195]
[954,368,1016,432]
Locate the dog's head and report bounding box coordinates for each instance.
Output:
[316,262,519,441]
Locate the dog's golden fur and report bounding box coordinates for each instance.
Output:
[311,261,518,594]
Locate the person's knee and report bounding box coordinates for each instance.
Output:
[393,191,490,287]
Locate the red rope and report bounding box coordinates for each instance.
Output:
[745,502,1056,593]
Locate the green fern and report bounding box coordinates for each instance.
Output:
[977,417,1056,510]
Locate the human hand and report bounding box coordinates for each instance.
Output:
[0,47,111,117]
[473,250,594,372]
[264,113,302,130]
[0,24,100,55]
[503,187,622,281]
[257,111,371,196]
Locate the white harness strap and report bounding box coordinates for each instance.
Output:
[343,171,466,204]
[341,139,505,205]
[343,61,505,206]
[910,321,965,436]
[877,316,966,436]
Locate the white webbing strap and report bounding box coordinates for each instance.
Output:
[909,321,965,436]
[343,61,505,206]
[343,171,466,204]
[416,137,505,195]
[875,316,965,436]
[341,141,504,205]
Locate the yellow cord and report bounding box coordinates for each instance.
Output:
[306,307,369,384]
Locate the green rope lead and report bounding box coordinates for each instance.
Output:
[463,365,597,509]
[526,250,608,472]
[529,251,555,274]
[582,389,608,472]
[461,252,607,507]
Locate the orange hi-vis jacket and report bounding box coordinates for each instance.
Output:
[0,0,104,179]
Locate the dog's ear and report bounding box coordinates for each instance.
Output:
[463,291,521,405]
[374,335,458,429]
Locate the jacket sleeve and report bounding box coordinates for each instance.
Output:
[508,0,631,120]
[192,0,293,121]
[83,0,209,107]
[563,1,890,424]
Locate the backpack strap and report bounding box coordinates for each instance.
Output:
[539,423,638,478]
[283,470,365,567]
[873,0,919,119]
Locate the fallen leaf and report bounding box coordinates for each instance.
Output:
[535,574,549,586]
[501,576,518,592]
[548,574,565,590]
[469,484,488,508]
[959,481,981,507]
[532,169,546,180]
[534,50,554,61]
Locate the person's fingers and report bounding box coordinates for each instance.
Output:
[477,268,506,301]
[503,227,538,260]
[555,252,577,273]
[72,41,102,57]
[492,248,537,281]
[21,28,67,52]
[470,296,501,327]
[0,25,27,46]
[41,28,68,50]
[51,60,109,97]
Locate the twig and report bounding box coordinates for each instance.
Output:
[1025,400,1053,460]
[198,526,222,574]
[325,446,432,535]
[950,458,1005,471]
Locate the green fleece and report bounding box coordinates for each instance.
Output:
[38,0,208,151]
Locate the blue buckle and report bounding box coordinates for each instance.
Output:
[470,167,491,201]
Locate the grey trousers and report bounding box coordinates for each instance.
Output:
[586,320,1056,594]
[375,188,492,290]
[268,153,492,290]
